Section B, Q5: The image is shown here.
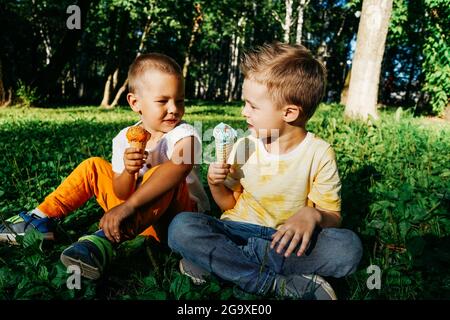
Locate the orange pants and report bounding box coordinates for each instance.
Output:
[38,157,194,242]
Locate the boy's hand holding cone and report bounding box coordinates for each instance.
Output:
[124,126,151,175]
[213,122,237,163]
[208,123,237,186]
[126,126,151,151]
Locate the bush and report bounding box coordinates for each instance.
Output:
[15,80,40,107]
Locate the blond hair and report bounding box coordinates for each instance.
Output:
[240,42,326,120]
[127,53,182,94]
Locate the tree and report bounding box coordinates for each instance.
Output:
[99,7,125,108]
[421,0,449,116]
[187,0,258,101]
[182,3,203,78]
[345,0,393,120]
[301,1,360,103]
[0,58,12,107]
[381,0,421,108]
[100,13,153,109]
[30,0,94,100]
[99,0,161,109]
[226,15,246,101]
[295,0,310,44]
[273,0,294,43]
[340,67,351,105]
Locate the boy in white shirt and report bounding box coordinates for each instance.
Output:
[168,43,362,300]
[0,53,209,280]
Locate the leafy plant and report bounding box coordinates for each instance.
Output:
[422,0,450,115]
[15,81,41,108]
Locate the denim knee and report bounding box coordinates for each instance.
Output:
[328,229,363,277]
[167,212,198,252]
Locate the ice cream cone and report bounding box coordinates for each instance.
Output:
[126,125,151,153]
[129,141,147,151]
[213,123,237,163]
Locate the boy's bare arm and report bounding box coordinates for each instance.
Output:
[113,171,136,200]
[100,137,194,242]
[209,183,240,211]
[125,136,194,210]
[208,163,240,211]
[112,147,148,200]
[315,205,342,228]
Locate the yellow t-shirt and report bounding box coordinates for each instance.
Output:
[221,132,341,229]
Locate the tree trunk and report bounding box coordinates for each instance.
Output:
[101,14,153,109]
[345,0,393,120]
[227,38,237,101]
[295,0,309,45]
[0,58,12,107]
[183,3,203,78]
[108,79,128,109]
[317,40,328,63]
[99,8,119,107]
[112,67,119,89]
[273,0,293,43]
[30,0,93,99]
[197,60,208,98]
[1,88,12,108]
[137,15,152,54]
[227,17,245,101]
[340,67,351,105]
[100,73,113,108]
[31,0,52,65]
[284,0,293,43]
[0,57,5,104]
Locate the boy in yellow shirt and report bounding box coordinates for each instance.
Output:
[168,42,362,299]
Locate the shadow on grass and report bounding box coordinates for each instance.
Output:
[329,164,381,299]
[406,234,450,299]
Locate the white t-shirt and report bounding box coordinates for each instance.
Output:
[111,121,210,213]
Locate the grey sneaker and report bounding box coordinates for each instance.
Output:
[274,274,337,300]
[179,258,210,285]
[0,212,55,244]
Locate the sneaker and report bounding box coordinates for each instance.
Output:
[60,230,114,280]
[0,212,55,244]
[179,258,210,285]
[273,274,337,300]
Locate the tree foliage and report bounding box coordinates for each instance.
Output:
[0,0,447,115]
[421,0,449,115]
[385,0,449,115]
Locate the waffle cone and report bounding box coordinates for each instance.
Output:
[129,141,147,152]
[215,141,234,163]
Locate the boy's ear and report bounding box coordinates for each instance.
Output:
[282,104,304,123]
[127,93,141,113]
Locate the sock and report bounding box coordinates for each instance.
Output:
[30,208,49,219]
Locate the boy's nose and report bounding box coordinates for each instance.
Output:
[167,101,178,114]
[241,104,249,117]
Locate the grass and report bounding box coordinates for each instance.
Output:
[0,103,449,300]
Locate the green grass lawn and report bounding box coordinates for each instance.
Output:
[0,103,449,300]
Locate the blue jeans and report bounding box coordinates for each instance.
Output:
[168,212,363,296]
